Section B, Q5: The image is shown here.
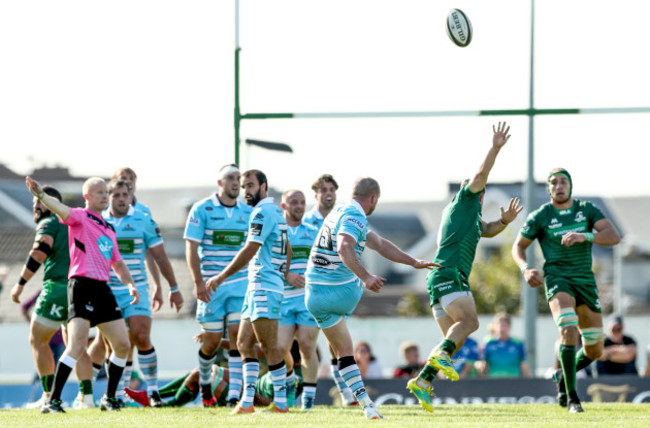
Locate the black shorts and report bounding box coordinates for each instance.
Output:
[68,276,123,327]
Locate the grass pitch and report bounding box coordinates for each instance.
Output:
[0,403,648,427]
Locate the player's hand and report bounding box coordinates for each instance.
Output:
[169,289,184,312]
[129,286,141,305]
[206,275,225,292]
[411,260,439,270]
[523,268,544,288]
[500,197,524,224]
[10,284,23,303]
[194,282,211,303]
[193,332,204,343]
[151,286,163,312]
[561,232,587,247]
[362,275,386,293]
[25,176,44,198]
[286,272,305,288]
[492,121,511,149]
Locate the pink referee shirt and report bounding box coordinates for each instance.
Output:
[62,207,122,282]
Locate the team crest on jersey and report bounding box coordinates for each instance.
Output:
[189,216,200,226]
[253,212,264,221]
[345,217,365,231]
[548,218,562,229]
[575,211,586,223]
[123,223,135,231]
[97,235,114,260]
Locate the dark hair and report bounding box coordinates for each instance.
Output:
[242,169,268,188]
[42,185,62,202]
[107,179,130,194]
[112,167,137,181]
[311,174,339,192]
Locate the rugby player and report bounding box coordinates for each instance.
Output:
[184,164,253,407]
[512,168,620,413]
[305,177,436,419]
[408,122,522,413]
[206,169,291,414]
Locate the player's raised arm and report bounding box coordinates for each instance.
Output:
[25,176,71,221]
[365,231,438,269]
[468,122,511,193]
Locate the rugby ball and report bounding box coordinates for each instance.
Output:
[446,8,472,47]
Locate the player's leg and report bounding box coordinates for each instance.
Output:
[196,290,226,406]
[88,331,107,380]
[224,292,245,406]
[233,318,258,412]
[295,323,320,409]
[128,314,163,406]
[251,316,289,412]
[68,325,95,409]
[278,323,298,406]
[321,318,383,419]
[28,317,59,406]
[548,292,582,411]
[97,317,131,409]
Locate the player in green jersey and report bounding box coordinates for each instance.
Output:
[408,122,523,413]
[10,185,96,409]
[512,168,620,413]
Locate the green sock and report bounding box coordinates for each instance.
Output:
[559,344,577,394]
[440,339,457,356]
[80,379,93,395]
[168,384,198,407]
[575,347,593,372]
[419,364,438,383]
[159,373,191,398]
[41,374,54,393]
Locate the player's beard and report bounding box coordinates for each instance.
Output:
[33,208,52,223]
[246,189,262,207]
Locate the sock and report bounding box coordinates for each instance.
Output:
[92,363,103,381]
[159,373,190,398]
[559,344,577,395]
[50,354,77,402]
[575,347,593,372]
[240,358,259,408]
[106,354,127,399]
[198,349,217,396]
[138,347,158,394]
[338,356,371,407]
[269,361,287,409]
[79,379,93,396]
[439,339,457,356]
[286,369,296,389]
[227,350,243,402]
[41,374,54,394]
[169,383,199,407]
[418,364,438,385]
[302,382,317,404]
[330,358,352,398]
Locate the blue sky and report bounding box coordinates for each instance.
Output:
[1,0,648,202]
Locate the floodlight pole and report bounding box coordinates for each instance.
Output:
[234,0,241,165]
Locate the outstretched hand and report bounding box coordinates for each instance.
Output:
[412,260,439,270]
[492,121,511,148]
[25,176,43,198]
[500,197,524,224]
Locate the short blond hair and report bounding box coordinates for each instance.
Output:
[82,177,106,195]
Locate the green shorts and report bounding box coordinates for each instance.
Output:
[544,274,602,313]
[34,280,68,323]
[426,266,470,306]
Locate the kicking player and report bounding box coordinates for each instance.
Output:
[305,177,436,420]
[103,179,183,406]
[25,176,140,413]
[11,185,95,409]
[206,169,291,414]
[407,122,522,413]
[303,174,357,405]
[279,190,320,409]
[184,164,253,407]
[512,168,620,413]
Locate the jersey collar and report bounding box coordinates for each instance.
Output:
[349,199,366,218]
[255,197,274,208]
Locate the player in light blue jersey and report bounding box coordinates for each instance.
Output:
[207,169,291,414]
[104,179,183,407]
[184,164,253,407]
[302,174,357,405]
[277,190,320,409]
[303,174,338,229]
[305,177,436,420]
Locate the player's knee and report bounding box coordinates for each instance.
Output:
[580,327,605,355]
[131,330,151,349]
[110,337,131,357]
[559,325,580,343]
[555,308,579,334]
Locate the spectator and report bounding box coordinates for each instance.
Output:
[453,336,480,379]
[481,313,531,378]
[596,315,638,376]
[645,345,650,377]
[393,341,424,379]
[353,342,383,379]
